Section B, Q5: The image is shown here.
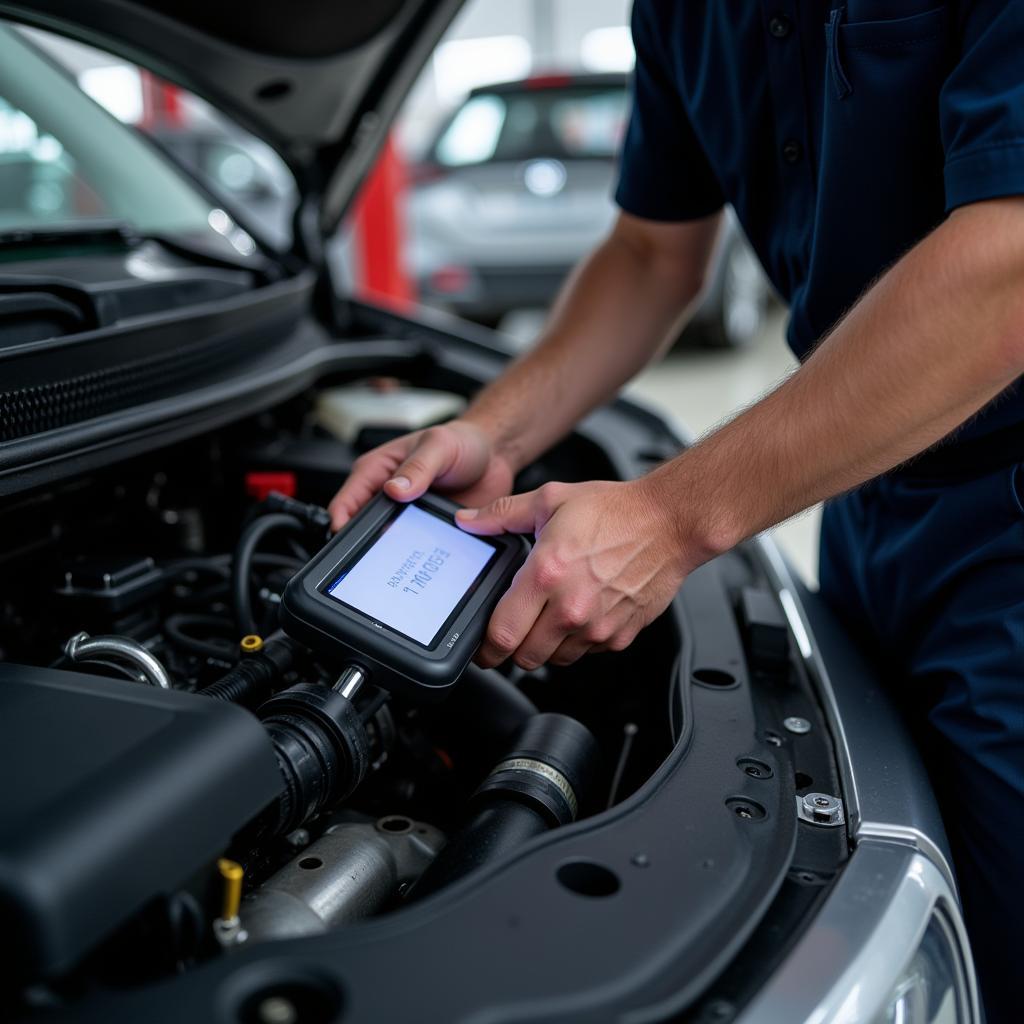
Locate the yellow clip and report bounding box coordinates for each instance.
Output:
[217,858,244,920]
[240,634,263,654]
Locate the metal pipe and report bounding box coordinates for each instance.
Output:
[64,631,172,689]
[333,665,367,701]
[240,816,444,943]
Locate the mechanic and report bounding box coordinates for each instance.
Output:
[331,2,1023,1017]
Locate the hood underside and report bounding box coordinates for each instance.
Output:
[0,0,463,234]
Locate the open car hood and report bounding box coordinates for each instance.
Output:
[0,0,463,244]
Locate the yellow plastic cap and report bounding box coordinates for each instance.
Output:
[217,857,244,920]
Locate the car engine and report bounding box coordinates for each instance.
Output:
[0,384,683,1009]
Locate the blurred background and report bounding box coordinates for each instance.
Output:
[4,0,820,583]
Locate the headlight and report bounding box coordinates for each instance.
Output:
[871,910,971,1024]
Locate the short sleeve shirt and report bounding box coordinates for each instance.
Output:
[616,0,1024,455]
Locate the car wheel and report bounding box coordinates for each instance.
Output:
[701,239,769,349]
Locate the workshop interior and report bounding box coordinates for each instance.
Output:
[0,2,987,1023]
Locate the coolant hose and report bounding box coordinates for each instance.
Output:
[410,713,599,900]
[231,513,304,635]
[423,664,539,774]
[201,636,299,708]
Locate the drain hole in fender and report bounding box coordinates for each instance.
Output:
[726,797,766,821]
[556,860,621,898]
[738,758,773,779]
[238,979,342,1024]
[255,79,292,101]
[692,668,737,688]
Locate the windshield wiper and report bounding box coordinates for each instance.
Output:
[0,220,273,277]
[0,220,141,252]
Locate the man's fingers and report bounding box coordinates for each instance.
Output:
[549,635,593,667]
[328,447,405,530]
[458,482,567,536]
[384,428,458,502]
[474,567,546,668]
[591,610,642,655]
[550,604,637,665]
[510,606,579,671]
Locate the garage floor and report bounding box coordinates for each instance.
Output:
[500,307,821,586]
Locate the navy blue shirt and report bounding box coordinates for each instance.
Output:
[616,0,1024,466]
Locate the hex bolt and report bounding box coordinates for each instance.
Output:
[802,792,841,824]
[284,828,310,850]
[783,716,811,735]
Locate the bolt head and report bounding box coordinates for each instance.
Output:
[802,792,841,823]
[783,716,811,735]
[284,828,310,849]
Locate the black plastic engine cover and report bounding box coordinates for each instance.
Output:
[0,665,282,982]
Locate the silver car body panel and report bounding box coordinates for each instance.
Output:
[737,841,979,1024]
[750,535,979,1023]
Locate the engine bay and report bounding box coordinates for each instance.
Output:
[0,366,846,1023]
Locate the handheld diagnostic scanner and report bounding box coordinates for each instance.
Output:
[281,492,529,701]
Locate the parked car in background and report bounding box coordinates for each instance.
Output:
[408,72,772,347]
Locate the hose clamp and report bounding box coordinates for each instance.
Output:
[489,757,578,820]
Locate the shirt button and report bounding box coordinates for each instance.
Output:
[769,14,792,38]
[782,139,803,163]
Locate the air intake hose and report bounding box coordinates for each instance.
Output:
[258,683,372,837]
[410,712,599,899]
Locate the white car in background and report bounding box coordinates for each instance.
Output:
[408,72,772,347]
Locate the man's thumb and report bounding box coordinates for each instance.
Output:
[383,430,454,502]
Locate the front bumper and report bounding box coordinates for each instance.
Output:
[740,538,981,1024]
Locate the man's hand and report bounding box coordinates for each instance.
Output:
[327,211,718,534]
[328,420,514,531]
[456,478,693,669]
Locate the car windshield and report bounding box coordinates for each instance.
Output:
[0,23,252,258]
[434,84,627,167]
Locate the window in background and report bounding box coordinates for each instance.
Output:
[0,95,105,226]
[78,63,145,124]
[0,25,235,248]
[435,94,506,167]
[20,26,298,250]
[431,35,532,105]
[431,84,626,171]
[579,25,635,73]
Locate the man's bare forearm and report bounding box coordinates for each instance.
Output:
[462,211,721,473]
[647,198,1024,566]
